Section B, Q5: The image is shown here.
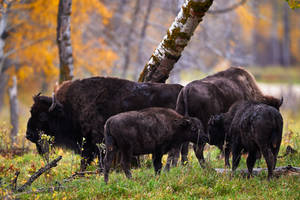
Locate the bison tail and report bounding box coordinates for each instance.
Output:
[270,130,282,149]
[176,88,189,117]
[104,120,115,152]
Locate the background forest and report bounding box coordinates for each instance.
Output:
[0,0,299,199]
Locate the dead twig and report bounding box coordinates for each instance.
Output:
[63,170,100,183]
[11,171,20,191]
[215,165,300,177]
[14,185,65,197]
[278,145,298,158]
[16,156,62,192]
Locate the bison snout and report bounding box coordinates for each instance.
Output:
[202,135,209,143]
[26,129,39,143]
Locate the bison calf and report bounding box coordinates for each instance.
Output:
[103,107,207,183]
[208,101,283,179]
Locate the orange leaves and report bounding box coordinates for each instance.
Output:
[6,0,116,89]
[235,6,255,42]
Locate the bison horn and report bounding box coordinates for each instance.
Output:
[279,96,283,107]
[48,92,57,112]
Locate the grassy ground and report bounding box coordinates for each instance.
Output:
[0,111,299,200]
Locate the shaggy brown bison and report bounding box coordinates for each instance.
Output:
[207,101,283,179]
[26,77,182,170]
[103,107,208,183]
[167,67,283,167]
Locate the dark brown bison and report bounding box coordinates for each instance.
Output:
[26,77,182,170]
[167,67,283,167]
[103,107,208,183]
[207,101,283,179]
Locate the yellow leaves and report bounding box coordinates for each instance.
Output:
[17,66,33,82]
[236,6,254,41]
[6,0,115,87]
[286,0,300,9]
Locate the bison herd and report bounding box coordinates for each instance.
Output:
[26,67,283,183]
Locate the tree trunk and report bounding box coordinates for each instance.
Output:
[8,76,18,145]
[271,0,280,65]
[282,2,291,67]
[138,0,214,83]
[0,1,9,110]
[0,73,8,112]
[57,0,74,83]
[121,0,141,79]
[134,0,154,80]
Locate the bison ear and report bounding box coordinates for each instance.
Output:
[176,117,192,128]
[33,92,42,102]
[208,114,224,126]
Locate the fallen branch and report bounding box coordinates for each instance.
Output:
[11,171,20,191]
[215,165,300,177]
[17,156,62,192]
[63,170,100,183]
[15,185,64,197]
[278,145,298,158]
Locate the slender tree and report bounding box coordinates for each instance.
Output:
[282,2,291,67]
[138,0,214,83]
[121,0,141,78]
[8,76,18,145]
[57,0,74,83]
[134,0,154,80]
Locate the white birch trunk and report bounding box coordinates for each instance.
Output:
[138,0,214,83]
[8,76,19,145]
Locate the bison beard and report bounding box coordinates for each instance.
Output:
[103,107,208,183]
[208,101,283,179]
[26,77,182,171]
[167,67,283,167]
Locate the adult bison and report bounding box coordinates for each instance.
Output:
[167,67,283,167]
[207,101,283,179]
[103,107,208,183]
[26,77,182,170]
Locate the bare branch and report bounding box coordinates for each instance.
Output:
[215,165,300,177]
[207,0,247,14]
[4,37,50,58]
[17,156,62,192]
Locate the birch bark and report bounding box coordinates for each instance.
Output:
[138,0,214,83]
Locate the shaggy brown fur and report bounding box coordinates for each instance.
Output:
[208,101,283,179]
[26,77,182,170]
[103,107,207,183]
[167,67,282,167]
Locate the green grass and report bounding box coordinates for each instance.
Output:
[0,111,300,199]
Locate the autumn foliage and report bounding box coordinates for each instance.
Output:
[5,0,117,91]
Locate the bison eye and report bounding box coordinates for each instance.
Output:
[191,126,197,132]
[39,113,48,122]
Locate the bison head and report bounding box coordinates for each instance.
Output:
[177,117,208,144]
[207,114,226,147]
[26,93,65,155]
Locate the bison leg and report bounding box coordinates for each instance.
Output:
[181,142,189,165]
[261,148,275,179]
[121,152,132,179]
[152,153,163,175]
[224,145,231,168]
[271,146,280,170]
[246,150,258,178]
[165,147,180,171]
[80,140,96,171]
[193,142,206,168]
[231,144,242,172]
[104,148,116,184]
